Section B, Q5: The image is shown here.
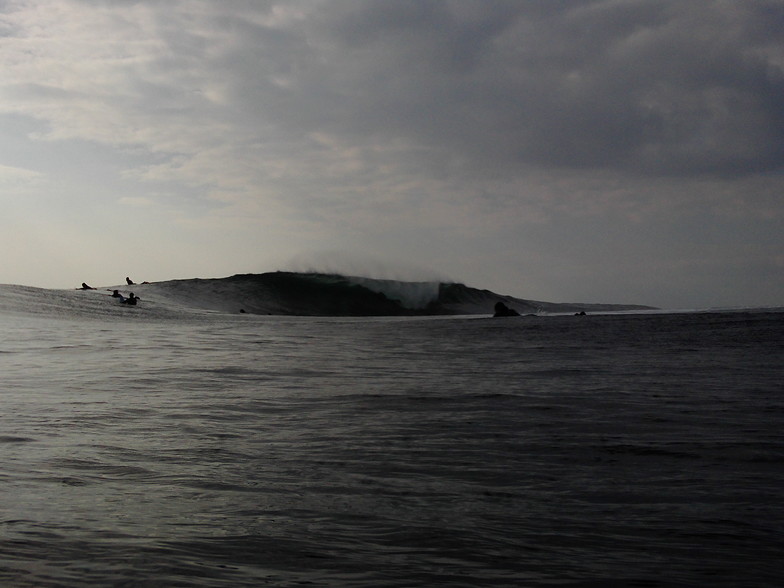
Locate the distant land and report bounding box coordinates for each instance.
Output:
[124,272,657,316]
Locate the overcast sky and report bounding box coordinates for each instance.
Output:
[1,0,783,309]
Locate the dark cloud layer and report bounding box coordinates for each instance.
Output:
[230,0,784,178]
[62,0,784,181]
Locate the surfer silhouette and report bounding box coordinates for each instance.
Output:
[126,277,134,285]
[79,283,95,290]
[493,301,520,317]
[110,289,139,305]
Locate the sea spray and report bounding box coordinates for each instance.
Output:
[346,276,440,309]
[284,250,452,284]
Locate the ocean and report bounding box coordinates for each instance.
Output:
[1,285,782,587]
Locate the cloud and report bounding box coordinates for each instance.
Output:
[0,163,43,187]
[4,0,783,194]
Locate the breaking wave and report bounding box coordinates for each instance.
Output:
[0,272,655,319]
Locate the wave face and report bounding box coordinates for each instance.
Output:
[0,272,656,318]
[347,276,440,309]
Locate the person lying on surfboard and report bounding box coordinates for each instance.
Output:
[123,293,139,305]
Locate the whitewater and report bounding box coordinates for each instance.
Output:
[1,280,782,587]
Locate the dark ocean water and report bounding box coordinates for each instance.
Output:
[1,306,783,587]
